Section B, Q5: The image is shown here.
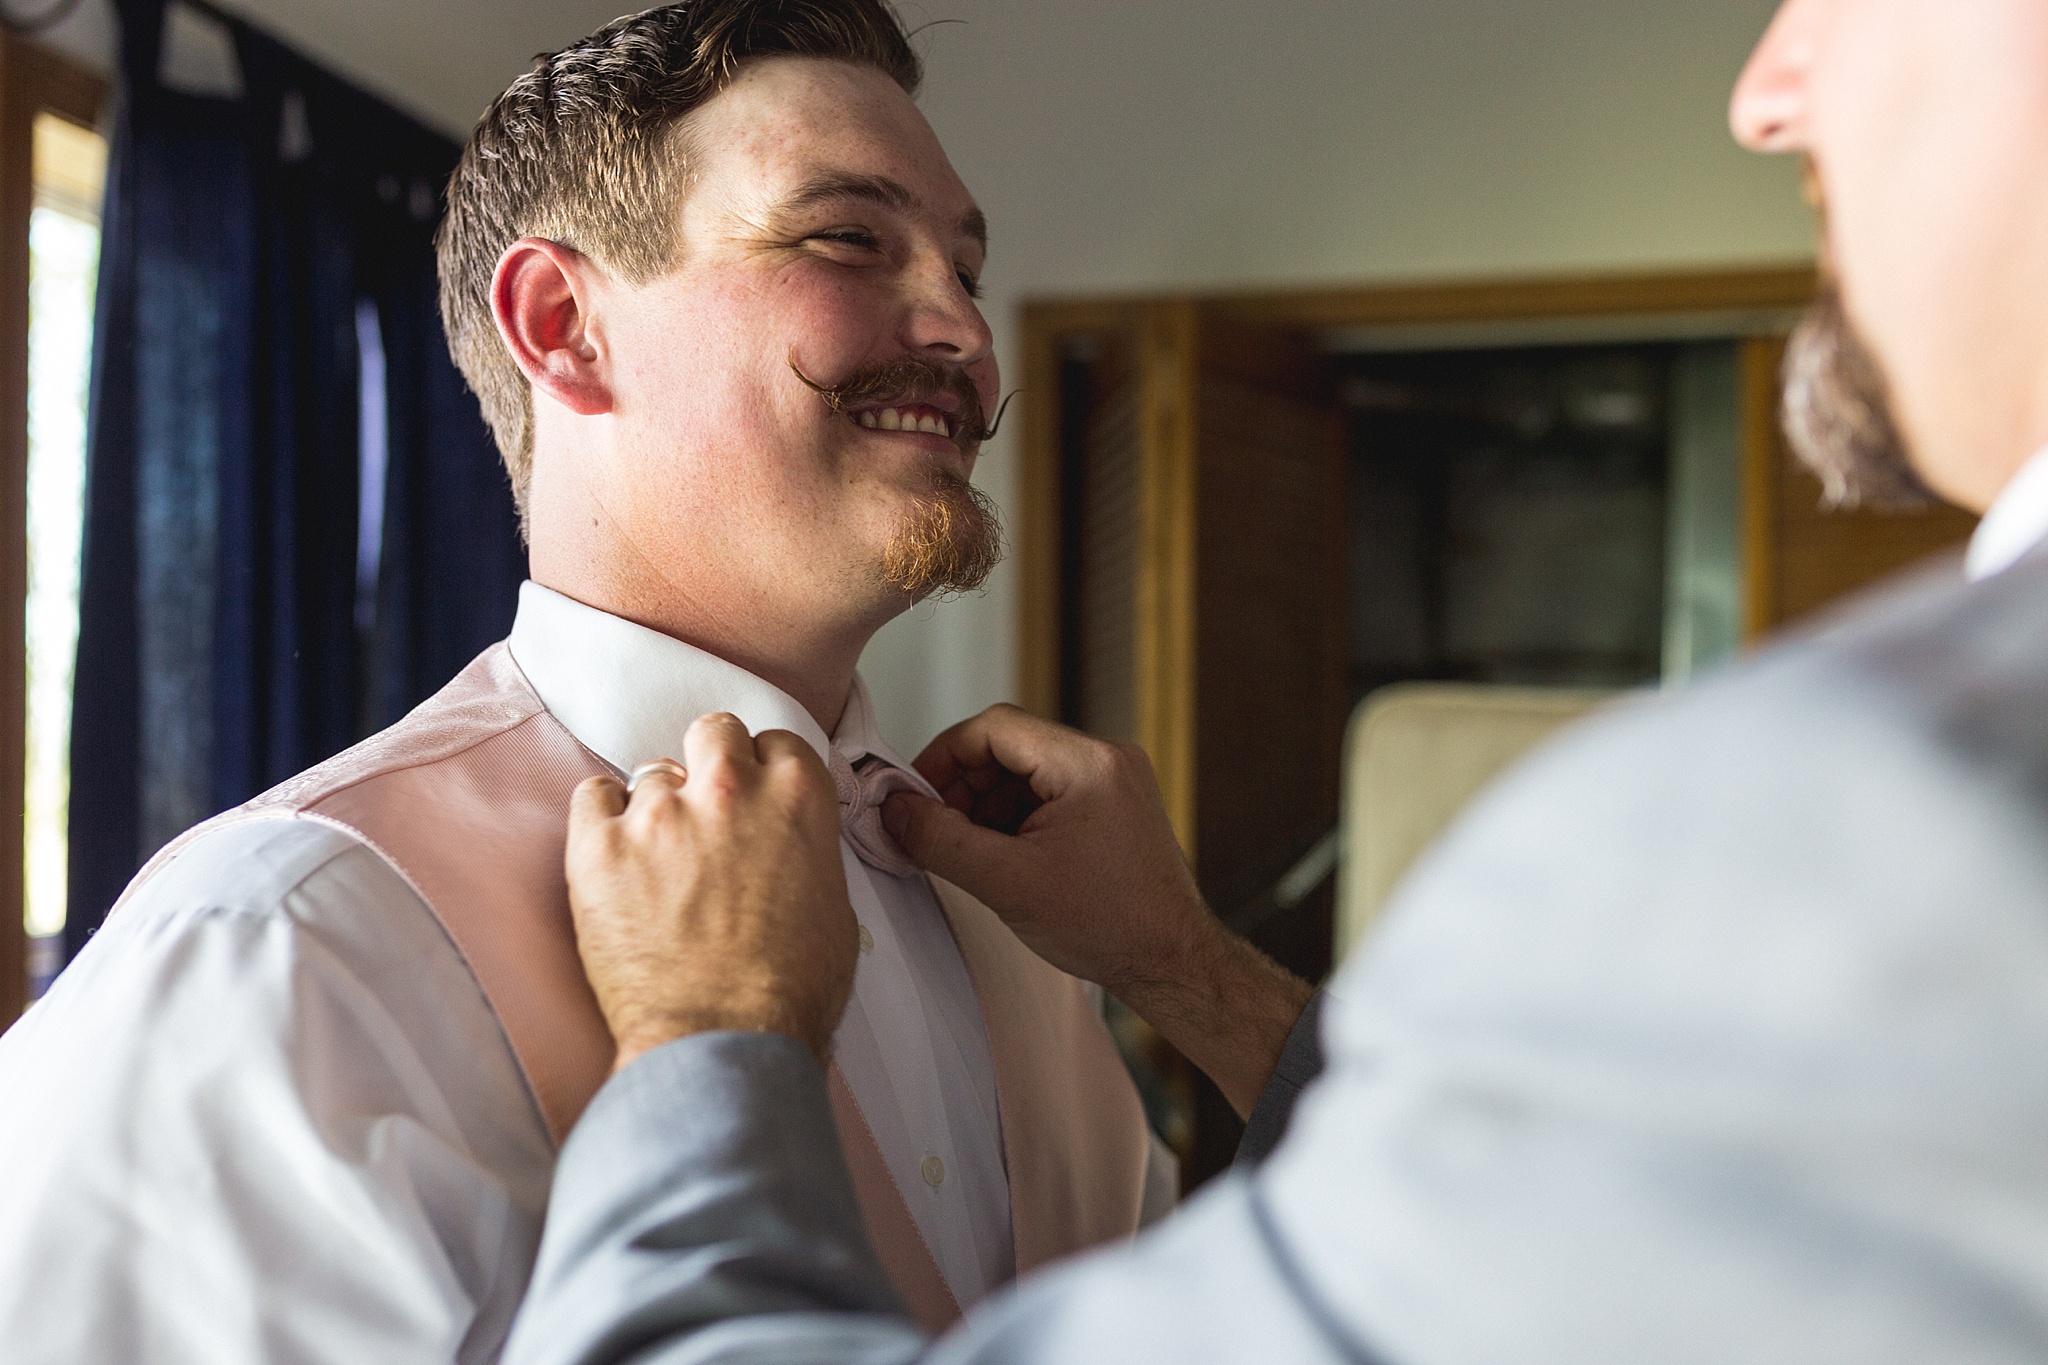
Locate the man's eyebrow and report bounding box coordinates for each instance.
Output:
[959,206,989,252]
[775,172,989,250]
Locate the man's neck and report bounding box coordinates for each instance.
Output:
[523,441,907,734]
[528,556,878,736]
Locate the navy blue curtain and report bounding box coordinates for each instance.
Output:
[66,0,525,958]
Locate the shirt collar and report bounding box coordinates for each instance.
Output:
[1966,444,2048,581]
[506,582,932,796]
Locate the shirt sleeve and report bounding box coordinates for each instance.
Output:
[1233,991,1329,1168]
[502,1034,1340,1365]
[0,816,554,1365]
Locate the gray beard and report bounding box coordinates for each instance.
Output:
[1780,284,1933,511]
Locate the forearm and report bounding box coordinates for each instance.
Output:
[502,1033,925,1365]
[1112,923,1316,1120]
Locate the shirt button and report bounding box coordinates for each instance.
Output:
[858,924,875,954]
[921,1154,946,1188]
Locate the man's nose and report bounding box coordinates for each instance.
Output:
[1729,0,1818,154]
[901,256,994,372]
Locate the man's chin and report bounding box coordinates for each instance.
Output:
[1781,282,1933,511]
[880,475,1005,600]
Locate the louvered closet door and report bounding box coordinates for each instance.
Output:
[1179,317,1346,1186]
[1192,322,1346,934]
[1043,309,1346,1190]
[1074,345,1141,746]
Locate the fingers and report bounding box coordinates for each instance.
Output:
[754,726,827,781]
[570,773,628,826]
[913,704,1087,803]
[754,728,838,820]
[626,758,686,795]
[683,712,758,794]
[884,790,1021,893]
[911,706,1017,793]
[612,724,835,827]
[565,775,629,888]
[968,772,1041,836]
[617,760,687,838]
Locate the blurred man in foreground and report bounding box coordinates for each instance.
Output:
[508,1,2048,1361]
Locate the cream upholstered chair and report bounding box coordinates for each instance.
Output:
[1334,683,1617,962]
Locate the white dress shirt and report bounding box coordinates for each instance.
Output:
[0,583,1011,1364]
[1965,444,2048,580]
[506,582,1014,1303]
[0,819,553,1364]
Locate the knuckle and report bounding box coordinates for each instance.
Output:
[764,738,825,781]
[805,766,837,800]
[697,767,744,803]
[697,712,750,743]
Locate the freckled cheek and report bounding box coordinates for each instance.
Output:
[622,281,779,413]
[771,270,898,372]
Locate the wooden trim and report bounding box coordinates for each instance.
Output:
[1021,265,1817,333]
[1739,335,1789,641]
[1133,302,1200,856]
[0,34,106,1030]
[1017,298,1149,336]
[0,33,27,1032]
[16,38,103,129]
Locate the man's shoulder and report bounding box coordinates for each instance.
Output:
[1304,562,2048,1363]
[1358,551,2048,1003]
[1741,548,2048,732]
[90,815,455,997]
[123,814,407,927]
[4,830,552,1365]
[246,640,544,815]
[1542,550,2048,801]
[49,810,548,1155]
[104,636,567,935]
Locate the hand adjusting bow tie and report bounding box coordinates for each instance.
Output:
[829,749,922,878]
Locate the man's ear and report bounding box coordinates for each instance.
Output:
[490,237,612,417]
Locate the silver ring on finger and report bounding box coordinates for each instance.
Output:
[626,760,687,794]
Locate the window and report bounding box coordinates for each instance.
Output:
[0,33,106,1028]
[24,110,103,999]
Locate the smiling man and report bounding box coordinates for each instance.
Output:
[0,5,1161,1363]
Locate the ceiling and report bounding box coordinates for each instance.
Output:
[37,0,645,136]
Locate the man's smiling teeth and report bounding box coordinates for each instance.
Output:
[857,407,952,437]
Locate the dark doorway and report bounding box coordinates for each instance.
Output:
[1342,342,1678,707]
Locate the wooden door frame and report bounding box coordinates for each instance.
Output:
[1738,333,1791,640]
[1016,264,1818,846]
[1,32,106,1030]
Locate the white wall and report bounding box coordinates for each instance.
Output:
[858,0,1813,755]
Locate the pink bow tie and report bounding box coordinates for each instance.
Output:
[830,749,922,878]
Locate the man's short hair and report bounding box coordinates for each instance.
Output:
[437,0,922,519]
